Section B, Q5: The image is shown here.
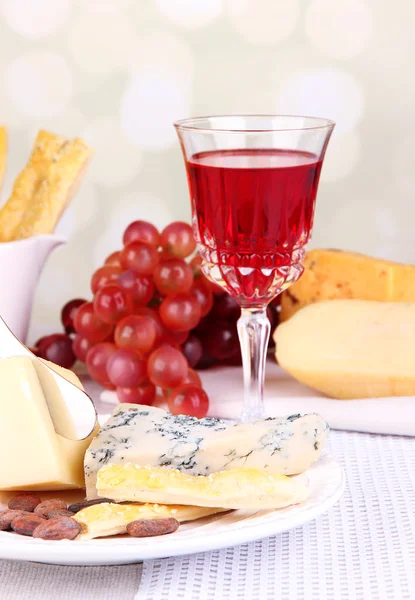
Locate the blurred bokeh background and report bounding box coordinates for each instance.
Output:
[0,0,413,341]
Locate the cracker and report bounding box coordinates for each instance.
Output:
[11,138,92,240]
[0,130,63,242]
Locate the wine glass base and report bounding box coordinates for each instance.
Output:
[241,407,266,422]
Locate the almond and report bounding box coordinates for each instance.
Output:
[32,517,81,540]
[126,518,179,537]
[8,493,41,512]
[34,499,67,518]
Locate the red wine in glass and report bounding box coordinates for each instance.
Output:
[187,148,323,304]
[175,115,334,420]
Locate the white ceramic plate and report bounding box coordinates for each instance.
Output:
[0,454,344,566]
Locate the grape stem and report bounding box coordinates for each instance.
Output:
[237,307,270,422]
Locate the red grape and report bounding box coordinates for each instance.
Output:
[104,251,122,268]
[212,294,241,322]
[107,348,147,388]
[135,307,167,346]
[195,345,216,370]
[114,315,156,354]
[61,298,87,335]
[181,334,203,368]
[86,342,116,386]
[74,302,113,343]
[164,330,189,346]
[153,258,193,296]
[206,324,239,360]
[167,385,209,418]
[120,242,159,275]
[117,380,156,405]
[117,270,154,308]
[160,222,196,258]
[162,368,202,399]
[94,284,133,324]
[147,345,188,388]
[91,266,123,294]
[73,335,93,363]
[190,280,213,317]
[123,220,160,248]
[36,334,76,369]
[159,293,201,332]
[183,368,202,387]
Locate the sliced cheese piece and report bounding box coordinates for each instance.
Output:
[280,249,415,322]
[74,501,226,540]
[85,405,328,498]
[97,464,309,510]
[0,356,98,491]
[276,299,415,399]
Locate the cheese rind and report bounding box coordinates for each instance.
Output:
[97,464,309,510]
[276,299,415,399]
[74,502,226,540]
[0,356,98,491]
[280,249,415,322]
[85,405,328,498]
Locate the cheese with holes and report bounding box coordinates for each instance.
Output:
[276,299,415,399]
[280,249,415,322]
[85,404,328,499]
[0,356,98,491]
[97,464,309,510]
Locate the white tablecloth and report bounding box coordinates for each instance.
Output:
[1,430,414,599]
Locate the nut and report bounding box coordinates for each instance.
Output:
[11,513,46,536]
[34,499,67,518]
[0,510,28,531]
[68,498,114,513]
[8,493,41,512]
[126,518,179,538]
[46,509,75,519]
[32,517,82,540]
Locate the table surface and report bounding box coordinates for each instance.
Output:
[1,390,415,599]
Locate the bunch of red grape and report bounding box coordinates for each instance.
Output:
[33,220,279,418]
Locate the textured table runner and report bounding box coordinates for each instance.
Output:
[135,430,415,600]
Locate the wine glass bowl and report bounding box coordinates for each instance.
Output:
[175,115,334,420]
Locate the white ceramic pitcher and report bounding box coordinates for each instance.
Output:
[0,234,66,343]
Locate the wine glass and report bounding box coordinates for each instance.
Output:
[174,115,334,421]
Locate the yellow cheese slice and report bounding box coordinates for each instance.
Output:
[0,356,98,491]
[74,502,226,540]
[97,464,309,510]
[276,299,415,399]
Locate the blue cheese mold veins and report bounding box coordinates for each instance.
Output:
[84,405,329,499]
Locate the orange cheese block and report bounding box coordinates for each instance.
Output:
[280,249,415,322]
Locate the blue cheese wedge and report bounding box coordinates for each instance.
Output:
[85,405,328,499]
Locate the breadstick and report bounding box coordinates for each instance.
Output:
[11,138,92,240]
[0,130,64,242]
[0,126,6,198]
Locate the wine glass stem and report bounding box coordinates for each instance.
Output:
[237,307,270,422]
